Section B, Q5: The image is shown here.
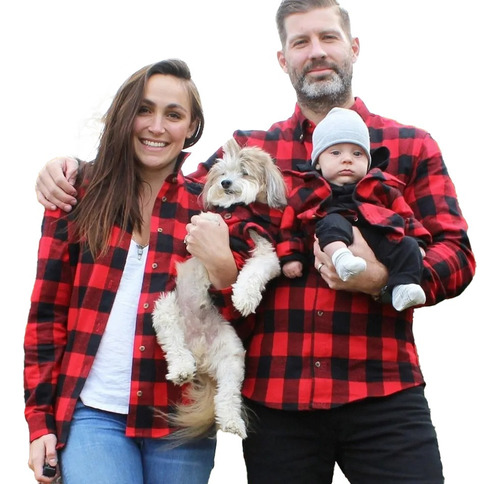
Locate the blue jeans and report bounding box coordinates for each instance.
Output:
[60,401,216,484]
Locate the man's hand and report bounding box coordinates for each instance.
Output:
[36,157,79,212]
[313,227,388,296]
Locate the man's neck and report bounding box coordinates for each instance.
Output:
[298,94,355,126]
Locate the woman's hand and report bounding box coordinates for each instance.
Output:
[28,433,59,482]
[185,212,238,289]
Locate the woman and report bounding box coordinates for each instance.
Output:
[24,59,237,484]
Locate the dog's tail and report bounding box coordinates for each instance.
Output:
[166,373,217,444]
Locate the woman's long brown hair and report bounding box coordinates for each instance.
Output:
[72,59,204,259]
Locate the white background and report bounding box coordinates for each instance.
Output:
[1,1,498,482]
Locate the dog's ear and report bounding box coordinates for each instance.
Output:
[222,138,241,158]
[265,158,288,209]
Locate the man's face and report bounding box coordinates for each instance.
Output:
[277,7,359,104]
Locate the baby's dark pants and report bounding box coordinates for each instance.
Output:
[316,213,423,288]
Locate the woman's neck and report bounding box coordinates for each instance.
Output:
[133,179,164,246]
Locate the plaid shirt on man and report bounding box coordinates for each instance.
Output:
[24,155,234,447]
[192,97,475,409]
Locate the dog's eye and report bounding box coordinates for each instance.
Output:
[241,170,249,176]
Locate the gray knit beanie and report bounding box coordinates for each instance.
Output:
[311,107,371,168]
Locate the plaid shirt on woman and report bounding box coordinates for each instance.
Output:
[24,154,234,447]
[192,97,475,409]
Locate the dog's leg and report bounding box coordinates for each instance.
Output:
[205,315,247,439]
[152,291,197,385]
[232,232,281,316]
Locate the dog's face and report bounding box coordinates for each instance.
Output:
[202,139,288,209]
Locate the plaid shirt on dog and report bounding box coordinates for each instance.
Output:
[24,156,235,447]
[192,97,475,409]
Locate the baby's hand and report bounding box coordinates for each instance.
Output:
[282,260,303,278]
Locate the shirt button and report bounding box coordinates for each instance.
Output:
[162,197,167,202]
[158,227,163,233]
[152,263,158,269]
[223,213,232,220]
[315,361,321,368]
[137,390,143,397]
[143,303,149,309]
[139,345,145,352]
[317,311,324,316]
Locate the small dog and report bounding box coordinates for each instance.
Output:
[152,138,287,441]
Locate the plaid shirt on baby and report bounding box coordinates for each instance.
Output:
[192,97,475,409]
[277,161,433,264]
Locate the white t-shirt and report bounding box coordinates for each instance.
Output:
[80,239,148,414]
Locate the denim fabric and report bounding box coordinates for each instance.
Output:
[60,401,216,484]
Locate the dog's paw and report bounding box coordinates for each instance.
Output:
[219,415,247,439]
[166,357,197,385]
[166,367,196,385]
[232,285,262,316]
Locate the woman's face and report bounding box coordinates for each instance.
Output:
[133,74,197,178]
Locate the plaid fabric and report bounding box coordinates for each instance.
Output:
[277,165,433,263]
[24,157,234,446]
[210,202,284,270]
[191,97,476,410]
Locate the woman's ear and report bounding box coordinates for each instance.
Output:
[187,119,198,139]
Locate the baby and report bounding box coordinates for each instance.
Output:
[279,108,430,311]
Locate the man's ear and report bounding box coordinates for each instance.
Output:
[277,50,288,73]
[351,37,360,64]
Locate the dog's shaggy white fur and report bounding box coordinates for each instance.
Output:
[152,139,287,441]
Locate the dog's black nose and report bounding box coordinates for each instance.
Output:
[221,179,232,189]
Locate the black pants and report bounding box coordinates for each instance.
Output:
[316,213,423,289]
[242,386,444,484]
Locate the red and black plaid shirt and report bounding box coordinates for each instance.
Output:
[24,155,235,446]
[277,165,433,264]
[192,98,476,409]
[210,202,284,270]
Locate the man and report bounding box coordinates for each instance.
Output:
[36,1,475,482]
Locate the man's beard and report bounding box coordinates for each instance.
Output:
[291,59,353,112]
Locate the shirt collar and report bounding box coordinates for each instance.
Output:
[294,97,370,139]
[292,103,315,142]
